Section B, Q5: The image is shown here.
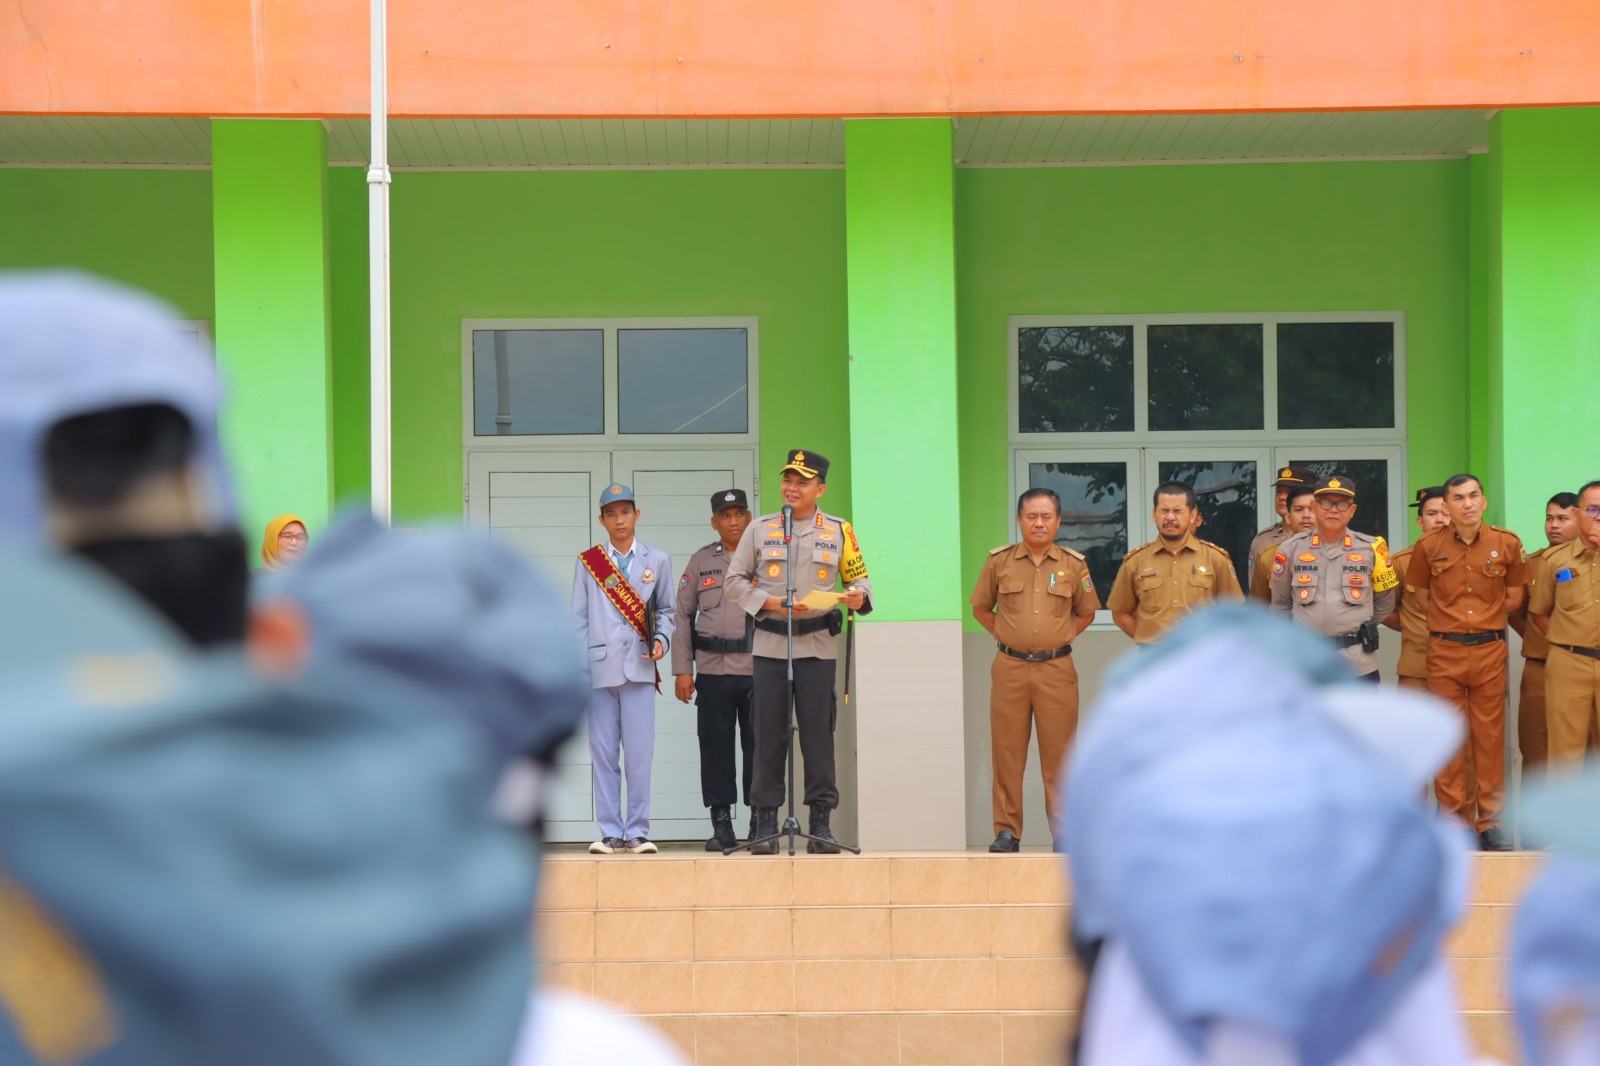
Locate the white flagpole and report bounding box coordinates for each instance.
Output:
[367,0,393,522]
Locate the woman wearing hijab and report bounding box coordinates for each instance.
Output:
[261,514,309,571]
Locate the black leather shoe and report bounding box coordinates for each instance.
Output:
[748,809,758,843]
[1479,827,1514,852]
[706,805,737,852]
[989,830,1021,853]
[806,805,841,854]
[749,807,780,855]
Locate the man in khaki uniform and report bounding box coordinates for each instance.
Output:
[1509,491,1581,772]
[1385,486,1449,692]
[725,449,871,854]
[1108,481,1243,645]
[1246,465,1316,567]
[1269,476,1399,681]
[1405,473,1528,851]
[1249,484,1317,601]
[971,487,1099,853]
[1527,480,1600,769]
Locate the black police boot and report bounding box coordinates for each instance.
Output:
[806,805,841,854]
[1479,826,1513,852]
[706,805,737,852]
[748,807,780,855]
[747,808,758,843]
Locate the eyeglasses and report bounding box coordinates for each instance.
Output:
[1586,505,1600,520]
[278,530,308,543]
[1315,497,1355,512]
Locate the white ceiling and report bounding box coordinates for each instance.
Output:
[0,111,1493,169]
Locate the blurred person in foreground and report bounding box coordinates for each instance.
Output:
[0,271,244,647]
[1063,606,1493,1066]
[261,513,310,571]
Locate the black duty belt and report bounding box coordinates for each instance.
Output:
[693,616,755,654]
[997,642,1073,662]
[1331,632,1364,649]
[1431,631,1505,646]
[755,610,843,637]
[1556,643,1600,661]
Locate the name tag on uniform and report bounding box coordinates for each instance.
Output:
[1556,568,1575,583]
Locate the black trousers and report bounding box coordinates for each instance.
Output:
[751,655,839,809]
[696,673,754,808]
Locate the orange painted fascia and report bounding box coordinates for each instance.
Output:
[4,0,1598,118]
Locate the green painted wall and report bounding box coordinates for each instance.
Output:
[212,119,334,552]
[956,160,1470,630]
[388,169,851,522]
[844,119,962,623]
[1488,107,1600,543]
[1467,153,1491,485]
[0,168,213,319]
[327,166,371,503]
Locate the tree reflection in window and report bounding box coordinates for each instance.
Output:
[1018,326,1134,433]
[1028,461,1128,606]
[1159,460,1258,590]
[1278,323,1395,430]
[1148,324,1264,431]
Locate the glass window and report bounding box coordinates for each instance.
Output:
[617,328,749,434]
[1277,323,1395,430]
[1148,324,1264,431]
[1027,461,1128,608]
[1017,325,1135,433]
[1289,459,1390,543]
[472,329,604,435]
[1158,460,1258,590]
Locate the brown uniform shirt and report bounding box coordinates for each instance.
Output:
[970,542,1100,652]
[1511,546,1556,660]
[1107,534,1244,644]
[1390,544,1431,678]
[1249,541,1283,602]
[1405,524,1529,633]
[726,509,873,661]
[1247,522,1287,575]
[670,540,754,677]
[1269,529,1399,676]
[1527,539,1600,648]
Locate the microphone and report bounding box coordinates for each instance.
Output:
[781,504,793,543]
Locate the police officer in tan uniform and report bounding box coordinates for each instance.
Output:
[1269,476,1399,681]
[673,488,757,852]
[1247,465,1316,567]
[1107,481,1243,645]
[725,449,871,854]
[1249,483,1318,601]
[1385,486,1450,692]
[1509,491,1581,772]
[1527,480,1600,770]
[970,487,1100,853]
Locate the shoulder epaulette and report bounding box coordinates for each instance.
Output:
[1199,538,1232,559]
[988,543,1014,556]
[1123,546,1142,561]
[1060,545,1086,561]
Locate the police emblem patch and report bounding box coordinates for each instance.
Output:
[818,569,828,580]
[1298,588,1311,601]
[1350,589,1364,601]
[1297,574,1313,584]
[1298,553,1317,563]
[1348,554,1365,562]
[678,574,690,591]
[702,576,717,588]
[767,563,781,578]
[1273,552,1287,576]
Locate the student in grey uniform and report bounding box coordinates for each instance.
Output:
[1270,475,1401,681]
[725,449,872,854]
[571,483,675,856]
[672,488,757,851]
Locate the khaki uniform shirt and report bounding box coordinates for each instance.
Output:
[1270,529,1399,676]
[726,509,873,661]
[1390,544,1431,678]
[670,540,753,677]
[1405,524,1529,633]
[1249,541,1284,602]
[970,542,1100,653]
[1511,546,1556,660]
[1247,522,1286,573]
[1527,539,1600,648]
[1106,534,1244,644]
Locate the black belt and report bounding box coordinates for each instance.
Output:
[997,642,1073,662]
[1331,632,1364,649]
[755,610,842,637]
[1431,631,1505,646]
[1525,656,1546,664]
[1556,643,1600,661]
[693,616,755,654]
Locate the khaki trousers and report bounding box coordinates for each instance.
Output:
[1519,658,1547,772]
[1427,639,1508,832]
[990,652,1079,840]
[1545,647,1600,769]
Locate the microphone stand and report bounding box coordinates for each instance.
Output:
[725,504,860,856]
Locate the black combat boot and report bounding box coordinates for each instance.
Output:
[747,808,758,843]
[748,807,780,855]
[806,805,840,854]
[706,805,737,852]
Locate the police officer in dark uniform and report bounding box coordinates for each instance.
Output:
[672,489,756,852]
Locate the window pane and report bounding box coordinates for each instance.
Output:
[1289,459,1390,544]
[1018,326,1135,433]
[1148,324,1264,431]
[1027,462,1128,607]
[618,328,749,434]
[1158,460,1258,590]
[1277,323,1395,430]
[471,329,604,435]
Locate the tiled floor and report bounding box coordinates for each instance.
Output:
[536,851,1535,1066]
